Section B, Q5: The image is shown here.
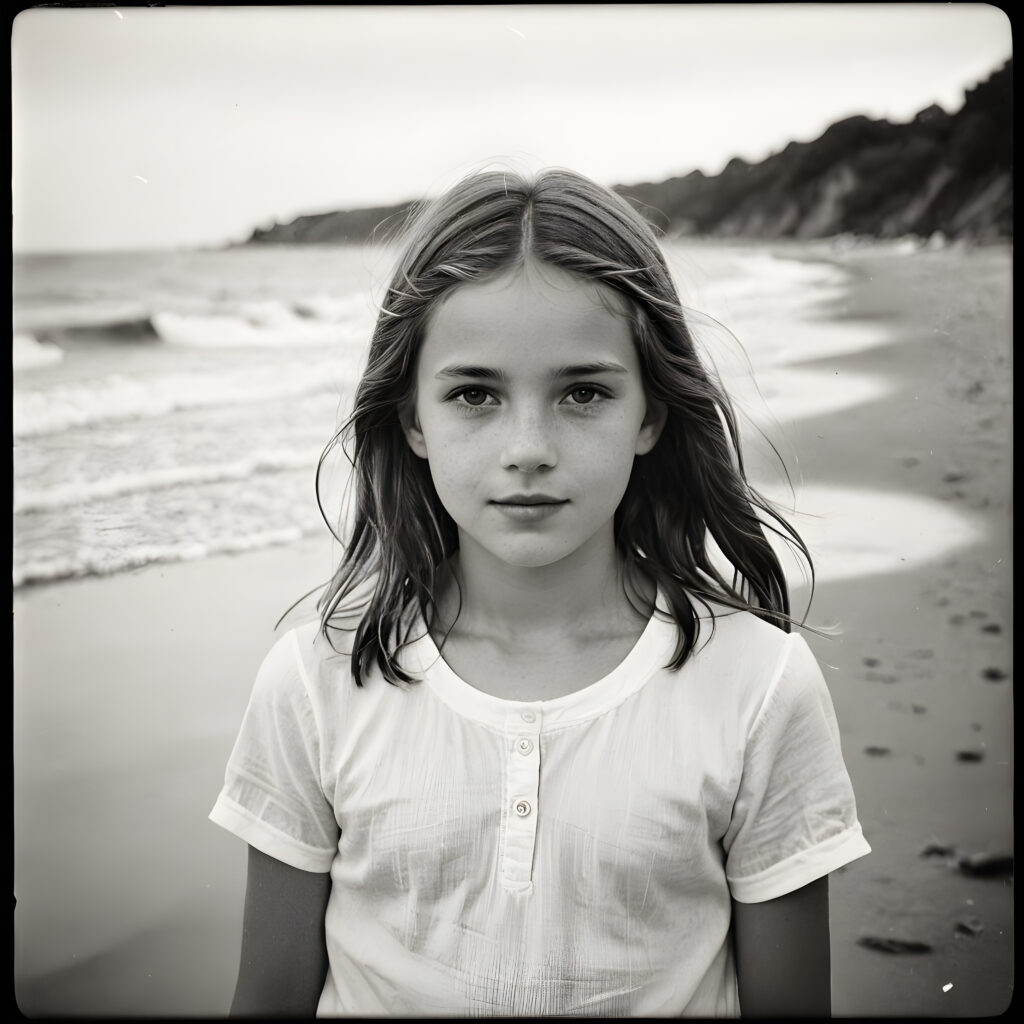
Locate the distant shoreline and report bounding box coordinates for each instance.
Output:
[243,60,1011,249]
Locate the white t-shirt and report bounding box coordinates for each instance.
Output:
[210,603,869,1017]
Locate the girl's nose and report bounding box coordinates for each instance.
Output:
[500,411,558,472]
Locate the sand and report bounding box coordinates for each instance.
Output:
[13,241,1012,1017]
[779,241,1013,1016]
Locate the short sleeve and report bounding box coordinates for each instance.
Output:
[724,633,870,903]
[209,629,339,873]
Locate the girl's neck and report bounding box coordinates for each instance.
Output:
[434,533,649,646]
[427,531,656,700]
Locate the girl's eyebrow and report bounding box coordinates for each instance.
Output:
[553,362,629,377]
[435,361,629,381]
[435,365,505,381]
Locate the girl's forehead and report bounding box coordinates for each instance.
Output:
[425,264,632,346]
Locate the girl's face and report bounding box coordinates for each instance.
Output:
[403,263,665,573]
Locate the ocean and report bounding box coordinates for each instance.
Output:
[14,238,961,591]
[13,244,396,588]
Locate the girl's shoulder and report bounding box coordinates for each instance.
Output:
[693,597,797,656]
[688,599,821,704]
[274,612,422,700]
[251,617,357,707]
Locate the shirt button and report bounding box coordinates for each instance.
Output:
[520,710,537,723]
[513,799,532,817]
[516,738,534,756]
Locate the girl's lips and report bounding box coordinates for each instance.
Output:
[493,495,566,505]
[490,498,568,522]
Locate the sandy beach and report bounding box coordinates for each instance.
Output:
[13,241,1012,1017]
[781,241,1013,1016]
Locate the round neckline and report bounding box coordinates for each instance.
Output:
[402,600,678,730]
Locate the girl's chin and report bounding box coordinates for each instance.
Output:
[451,518,619,574]
[461,539,609,573]
[477,550,572,571]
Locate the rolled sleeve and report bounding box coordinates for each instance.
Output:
[724,634,870,903]
[209,629,339,873]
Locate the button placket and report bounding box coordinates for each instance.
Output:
[501,707,542,892]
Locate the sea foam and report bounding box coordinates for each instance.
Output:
[12,525,313,589]
[151,298,371,349]
[12,349,366,439]
[766,484,986,586]
[13,334,65,371]
[13,447,322,514]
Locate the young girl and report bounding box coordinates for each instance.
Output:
[210,167,870,1017]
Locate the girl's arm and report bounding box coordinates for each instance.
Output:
[731,875,831,1018]
[230,844,332,1017]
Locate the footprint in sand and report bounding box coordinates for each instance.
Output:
[865,671,900,683]
[864,745,891,757]
[857,936,933,954]
[886,701,928,715]
[955,750,985,763]
[981,623,1002,634]
[981,667,1008,682]
[920,841,956,858]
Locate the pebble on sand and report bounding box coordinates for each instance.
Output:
[957,852,1014,879]
[955,917,985,937]
[955,749,985,763]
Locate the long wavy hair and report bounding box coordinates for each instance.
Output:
[316,167,813,685]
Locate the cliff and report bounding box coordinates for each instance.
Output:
[246,59,1011,245]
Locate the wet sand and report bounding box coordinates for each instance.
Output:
[781,242,1013,1016]
[13,242,1012,1017]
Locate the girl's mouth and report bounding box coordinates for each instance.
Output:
[490,496,568,521]
[493,494,566,506]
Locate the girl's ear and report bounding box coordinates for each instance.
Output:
[399,401,429,459]
[635,396,668,455]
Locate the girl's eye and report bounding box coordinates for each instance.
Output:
[454,388,492,407]
[567,387,600,405]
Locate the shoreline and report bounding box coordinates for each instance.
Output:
[14,242,1012,1017]
[777,243,1012,1015]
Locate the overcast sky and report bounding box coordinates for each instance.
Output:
[12,4,1012,253]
